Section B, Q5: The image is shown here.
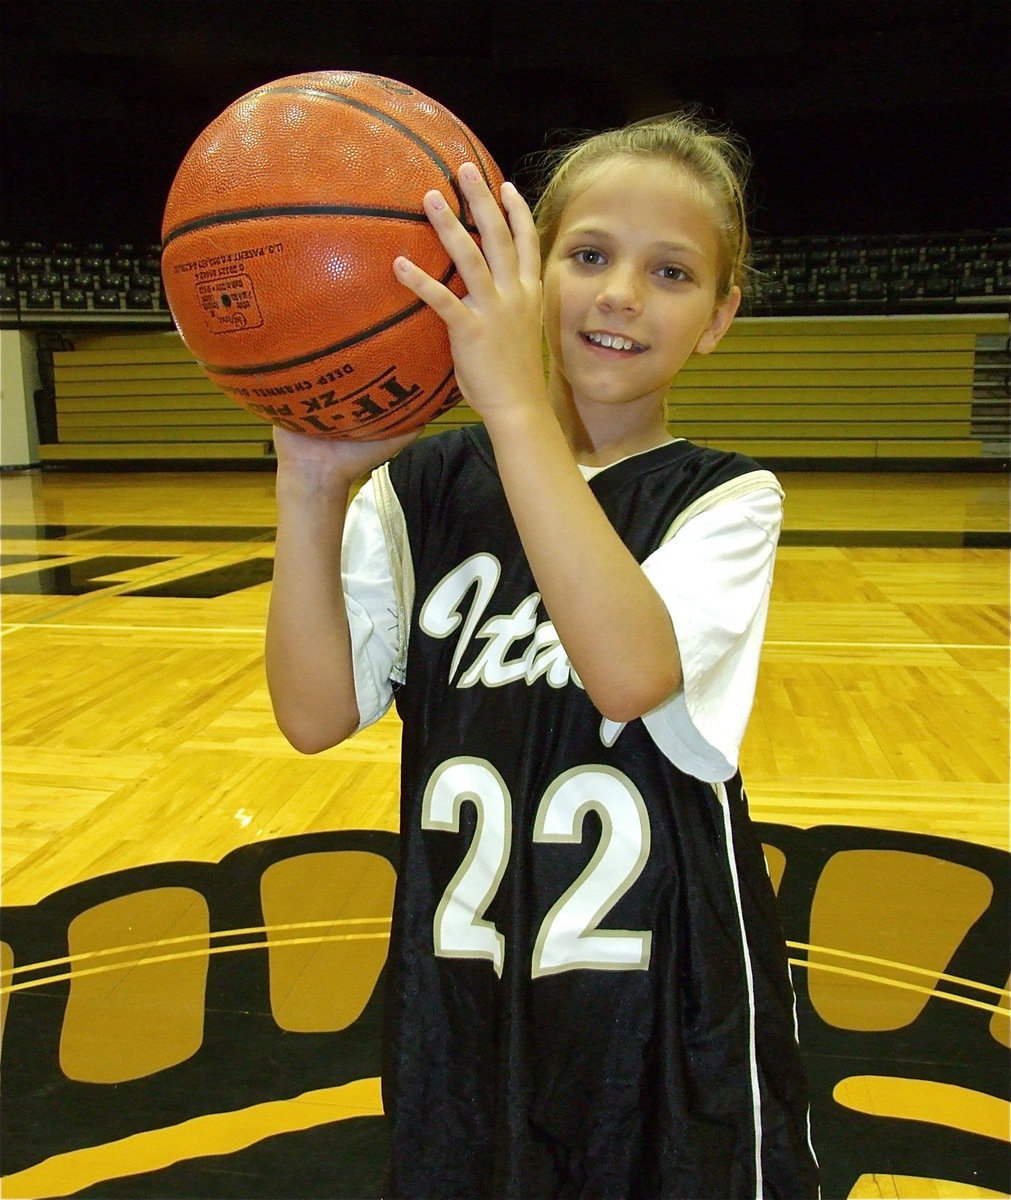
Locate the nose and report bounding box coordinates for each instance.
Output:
[595,265,642,315]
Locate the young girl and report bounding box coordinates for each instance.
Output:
[266,114,819,1199]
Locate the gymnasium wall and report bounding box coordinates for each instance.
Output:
[1,2,1009,470]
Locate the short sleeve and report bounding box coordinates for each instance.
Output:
[340,478,404,730]
[639,486,782,781]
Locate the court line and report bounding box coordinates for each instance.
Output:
[787,958,1006,1017]
[5,930,1007,1013]
[2,622,1005,652]
[784,941,1010,998]
[13,930,1007,997]
[1,932,393,995]
[0,541,273,627]
[2,916,394,980]
[765,639,1007,651]
[1,621,263,636]
[7,945,1006,1016]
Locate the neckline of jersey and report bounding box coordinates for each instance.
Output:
[577,438,686,479]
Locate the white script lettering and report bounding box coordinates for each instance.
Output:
[420,553,580,691]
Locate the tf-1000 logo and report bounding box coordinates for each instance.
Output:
[224,367,446,435]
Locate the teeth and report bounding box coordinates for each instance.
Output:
[586,332,638,351]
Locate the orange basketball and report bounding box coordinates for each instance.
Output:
[160,71,504,439]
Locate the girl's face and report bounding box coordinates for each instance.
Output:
[542,156,740,421]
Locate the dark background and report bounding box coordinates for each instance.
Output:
[2,0,1009,247]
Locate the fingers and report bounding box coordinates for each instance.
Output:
[397,165,540,296]
[272,423,418,484]
[501,180,542,288]
[426,181,496,296]
[393,251,459,322]
[458,166,542,288]
[458,164,518,282]
[419,167,504,301]
[392,172,490,318]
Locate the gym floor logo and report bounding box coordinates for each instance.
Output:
[0,550,277,600]
[1,825,1008,1199]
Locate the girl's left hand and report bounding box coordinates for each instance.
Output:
[393,164,546,422]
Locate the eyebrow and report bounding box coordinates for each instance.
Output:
[563,227,707,259]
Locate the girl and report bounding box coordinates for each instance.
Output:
[266,114,819,1199]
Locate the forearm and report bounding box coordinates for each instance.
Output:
[391,164,681,719]
[266,472,360,753]
[485,405,682,721]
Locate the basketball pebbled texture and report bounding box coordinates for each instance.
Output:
[161,71,504,439]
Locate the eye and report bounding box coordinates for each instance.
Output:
[657,264,690,282]
[572,248,605,266]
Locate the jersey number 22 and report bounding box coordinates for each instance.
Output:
[421,758,653,978]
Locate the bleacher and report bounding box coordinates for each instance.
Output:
[0,240,168,327]
[2,230,1008,466]
[746,229,1010,317]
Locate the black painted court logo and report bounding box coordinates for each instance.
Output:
[1,825,1007,1199]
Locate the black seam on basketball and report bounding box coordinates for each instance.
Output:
[170,82,468,232]
[162,204,479,248]
[200,299,424,375]
[278,87,466,213]
[446,113,495,190]
[196,264,459,376]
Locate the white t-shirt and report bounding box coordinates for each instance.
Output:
[341,455,782,783]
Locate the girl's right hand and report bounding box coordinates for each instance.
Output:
[272,425,419,490]
[267,423,417,753]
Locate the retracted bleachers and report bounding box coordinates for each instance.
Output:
[663,314,1008,462]
[4,230,1008,466]
[43,332,273,463]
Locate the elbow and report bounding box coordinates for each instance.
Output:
[282,728,345,756]
[281,724,354,756]
[590,666,682,725]
[274,706,359,756]
[267,668,361,753]
[596,696,658,725]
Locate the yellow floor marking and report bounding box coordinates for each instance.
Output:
[835,1077,1010,1143]
[0,1077,383,1199]
[848,1171,1011,1197]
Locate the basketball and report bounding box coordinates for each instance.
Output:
[160,71,504,439]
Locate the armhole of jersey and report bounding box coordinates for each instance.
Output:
[659,469,783,546]
[372,462,414,683]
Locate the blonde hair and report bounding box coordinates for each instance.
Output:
[531,112,752,299]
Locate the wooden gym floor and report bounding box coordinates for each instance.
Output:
[1,465,1008,1199]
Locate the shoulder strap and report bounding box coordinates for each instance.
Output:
[372,462,414,682]
[661,469,783,545]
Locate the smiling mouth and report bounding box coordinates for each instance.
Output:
[581,331,646,353]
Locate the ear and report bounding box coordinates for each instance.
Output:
[695,285,741,356]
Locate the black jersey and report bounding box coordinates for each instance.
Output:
[375,426,817,1199]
